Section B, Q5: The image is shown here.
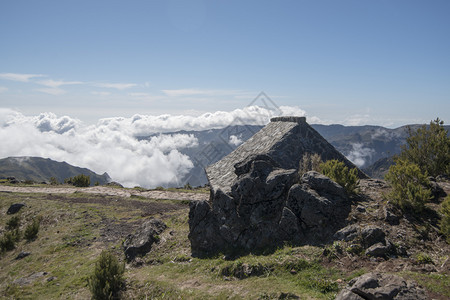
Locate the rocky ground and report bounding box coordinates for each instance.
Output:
[0,179,449,299]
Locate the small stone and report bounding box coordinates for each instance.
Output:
[15,252,31,260]
[356,205,366,213]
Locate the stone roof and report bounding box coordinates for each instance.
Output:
[206,116,366,195]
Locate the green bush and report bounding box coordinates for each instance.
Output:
[399,118,450,177]
[0,230,20,252]
[72,174,91,187]
[299,153,323,176]
[440,196,450,243]
[385,158,432,213]
[319,159,359,194]
[24,217,41,242]
[49,177,59,185]
[6,216,21,230]
[88,250,125,300]
[416,252,434,264]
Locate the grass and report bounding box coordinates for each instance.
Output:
[1,189,449,299]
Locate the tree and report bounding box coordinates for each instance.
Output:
[319,159,359,195]
[399,118,450,177]
[384,158,432,213]
[88,250,125,300]
[72,174,91,187]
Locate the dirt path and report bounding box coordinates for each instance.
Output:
[0,185,209,201]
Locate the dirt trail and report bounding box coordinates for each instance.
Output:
[0,185,209,201]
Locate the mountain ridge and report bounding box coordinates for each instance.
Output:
[0,156,111,186]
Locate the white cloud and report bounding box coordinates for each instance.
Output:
[343,114,372,126]
[0,109,197,188]
[36,87,66,95]
[37,79,83,88]
[229,135,243,146]
[162,88,244,97]
[0,72,45,82]
[345,143,375,168]
[91,91,111,96]
[98,105,307,136]
[0,105,315,188]
[0,86,7,93]
[94,82,137,90]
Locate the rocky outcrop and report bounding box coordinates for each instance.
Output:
[189,117,365,257]
[123,219,166,261]
[334,224,396,258]
[189,166,352,256]
[335,272,427,300]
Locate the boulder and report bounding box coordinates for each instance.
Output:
[189,117,365,257]
[365,243,391,257]
[335,272,427,300]
[7,203,26,214]
[361,225,386,248]
[123,219,166,261]
[383,205,400,225]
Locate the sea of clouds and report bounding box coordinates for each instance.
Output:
[0,106,307,188]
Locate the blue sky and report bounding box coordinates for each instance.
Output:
[1,0,449,127]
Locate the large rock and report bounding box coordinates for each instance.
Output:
[189,117,366,256]
[123,219,166,261]
[335,272,427,300]
[7,203,26,214]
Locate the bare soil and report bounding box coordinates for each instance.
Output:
[0,185,209,201]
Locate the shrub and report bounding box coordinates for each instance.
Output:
[6,216,21,230]
[416,252,434,264]
[72,174,91,187]
[0,230,20,252]
[183,183,192,190]
[385,158,432,213]
[88,250,125,300]
[299,153,323,176]
[319,159,359,194]
[399,118,450,177]
[49,177,59,185]
[24,217,41,241]
[440,196,450,243]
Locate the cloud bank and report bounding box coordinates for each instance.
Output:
[345,143,375,168]
[0,105,307,188]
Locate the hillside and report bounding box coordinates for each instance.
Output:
[0,157,111,186]
[0,179,449,299]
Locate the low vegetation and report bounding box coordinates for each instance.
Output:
[385,158,432,213]
[88,250,125,300]
[319,159,359,195]
[23,217,41,242]
[399,118,450,177]
[440,195,450,243]
[298,153,323,176]
[384,118,449,216]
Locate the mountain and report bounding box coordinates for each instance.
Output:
[0,156,111,185]
[143,123,449,186]
[363,156,395,179]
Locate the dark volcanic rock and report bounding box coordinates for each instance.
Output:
[7,203,26,214]
[15,251,31,260]
[123,219,166,261]
[335,272,427,300]
[189,117,364,256]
